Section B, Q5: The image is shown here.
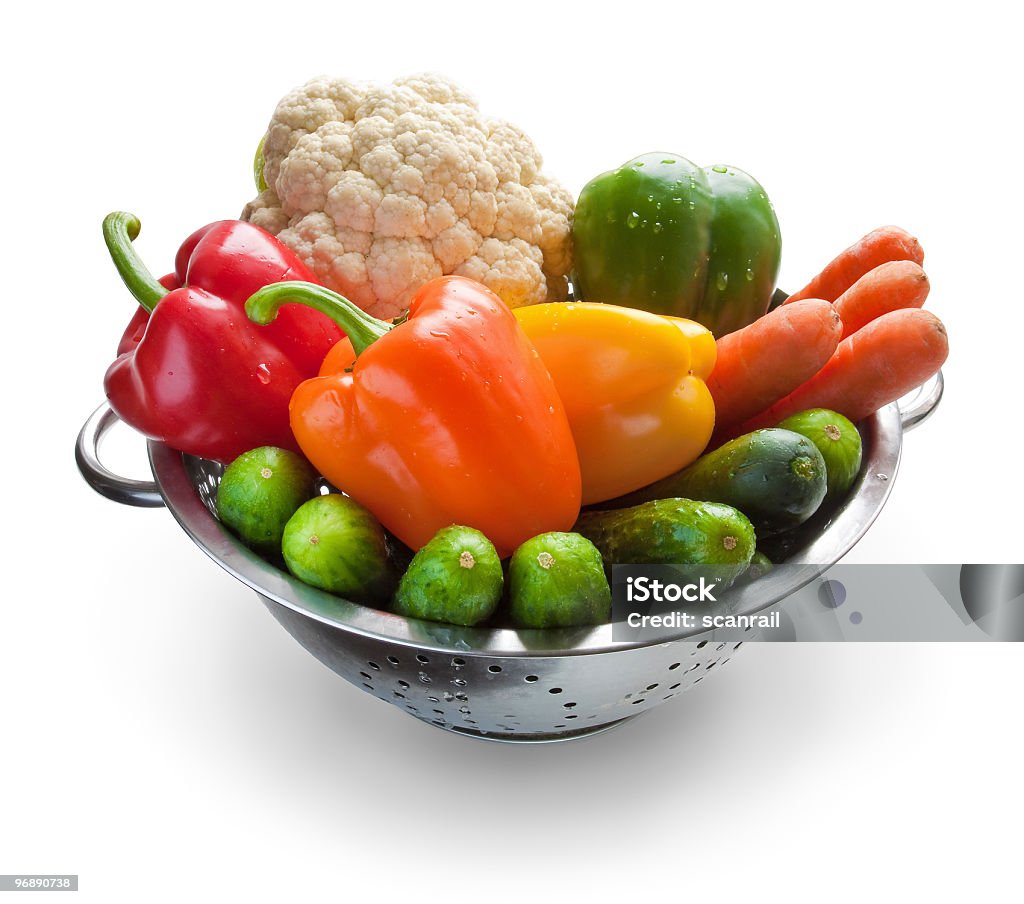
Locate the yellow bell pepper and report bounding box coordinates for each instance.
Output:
[514,302,716,505]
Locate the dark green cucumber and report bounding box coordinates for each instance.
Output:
[392,525,503,627]
[574,498,755,571]
[737,550,774,586]
[776,409,862,501]
[606,428,827,537]
[508,532,612,629]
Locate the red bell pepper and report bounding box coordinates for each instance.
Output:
[103,212,345,463]
[115,223,211,354]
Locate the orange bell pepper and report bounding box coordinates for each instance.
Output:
[513,303,716,505]
[245,277,582,556]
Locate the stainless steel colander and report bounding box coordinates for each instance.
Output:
[76,374,942,743]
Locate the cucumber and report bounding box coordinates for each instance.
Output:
[574,498,755,572]
[508,532,612,629]
[216,446,317,553]
[282,494,391,603]
[392,525,503,626]
[606,428,827,537]
[776,409,862,501]
[742,550,774,583]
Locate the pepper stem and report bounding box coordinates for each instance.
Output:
[245,281,393,357]
[102,212,169,314]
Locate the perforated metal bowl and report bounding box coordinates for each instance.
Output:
[76,375,942,743]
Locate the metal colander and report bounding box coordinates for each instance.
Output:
[76,374,942,743]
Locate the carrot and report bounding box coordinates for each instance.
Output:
[785,226,925,304]
[707,299,843,432]
[834,260,930,339]
[732,309,948,432]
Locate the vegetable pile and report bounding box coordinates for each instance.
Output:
[99,74,949,631]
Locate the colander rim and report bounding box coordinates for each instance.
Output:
[147,400,902,658]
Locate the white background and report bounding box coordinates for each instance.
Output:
[3,1,1023,901]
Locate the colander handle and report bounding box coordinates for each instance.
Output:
[75,403,164,508]
[897,370,944,432]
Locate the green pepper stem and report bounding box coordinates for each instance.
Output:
[245,281,392,357]
[102,212,169,314]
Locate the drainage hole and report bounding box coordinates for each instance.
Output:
[488,665,502,673]
[563,702,577,709]
[525,675,539,683]
[668,662,681,670]
[416,654,430,664]
[367,661,381,671]
[549,687,563,695]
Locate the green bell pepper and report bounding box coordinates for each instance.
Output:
[571,153,782,336]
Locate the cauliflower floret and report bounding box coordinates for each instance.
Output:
[242,74,573,319]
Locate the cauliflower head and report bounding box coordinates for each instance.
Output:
[242,74,574,320]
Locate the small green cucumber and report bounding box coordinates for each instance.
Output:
[282,494,391,603]
[574,498,756,571]
[217,446,317,553]
[776,409,863,501]
[606,428,827,537]
[745,550,774,582]
[392,525,503,626]
[508,532,612,629]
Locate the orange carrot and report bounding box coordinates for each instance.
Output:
[733,309,948,431]
[785,226,925,304]
[708,299,843,432]
[834,260,930,339]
